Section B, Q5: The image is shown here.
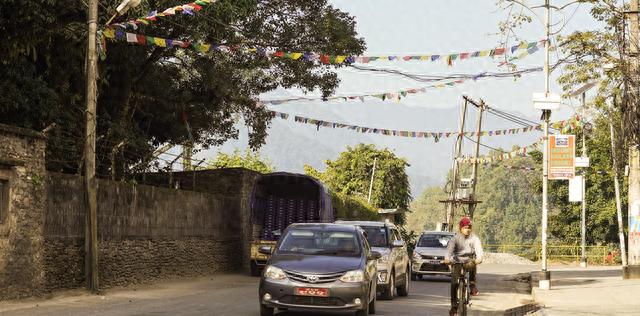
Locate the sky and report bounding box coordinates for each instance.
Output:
[175,0,601,195]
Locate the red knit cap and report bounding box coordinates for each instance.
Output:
[459,217,472,228]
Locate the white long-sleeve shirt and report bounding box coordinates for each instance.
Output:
[445,233,484,263]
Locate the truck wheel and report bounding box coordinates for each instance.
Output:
[250,261,261,277]
[260,304,274,316]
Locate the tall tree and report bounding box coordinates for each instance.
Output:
[0,0,365,178]
[305,144,412,223]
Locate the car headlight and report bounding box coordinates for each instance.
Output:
[412,251,422,261]
[340,270,365,283]
[264,265,286,280]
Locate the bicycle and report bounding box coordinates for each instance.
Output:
[451,261,473,316]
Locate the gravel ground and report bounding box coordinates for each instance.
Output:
[483,252,535,265]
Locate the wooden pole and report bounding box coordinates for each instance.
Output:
[84,0,100,292]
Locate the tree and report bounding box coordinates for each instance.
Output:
[305,144,412,223]
[208,149,274,174]
[0,0,365,178]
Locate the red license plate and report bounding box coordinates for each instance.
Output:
[296,287,329,297]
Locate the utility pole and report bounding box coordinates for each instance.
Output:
[444,98,469,231]
[468,99,485,219]
[539,0,552,290]
[625,0,640,279]
[84,0,100,292]
[368,157,377,204]
[580,93,587,268]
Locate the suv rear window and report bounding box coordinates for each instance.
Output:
[361,226,388,247]
[417,234,452,248]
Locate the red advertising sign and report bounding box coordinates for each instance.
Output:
[548,135,575,180]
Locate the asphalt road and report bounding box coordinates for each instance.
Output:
[0,264,534,316]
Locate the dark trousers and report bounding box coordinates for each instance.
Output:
[450,263,477,309]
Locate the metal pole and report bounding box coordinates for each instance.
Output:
[367,157,377,204]
[84,0,100,293]
[539,0,552,290]
[581,92,587,268]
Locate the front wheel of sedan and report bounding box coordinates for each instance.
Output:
[260,304,274,316]
[355,298,369,316]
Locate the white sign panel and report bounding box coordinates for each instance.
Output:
[533,92,562,110]
[569,176,583,202]
[575,157,590,167]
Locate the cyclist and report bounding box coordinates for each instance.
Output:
[443,216,484,316]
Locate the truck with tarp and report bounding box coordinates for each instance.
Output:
[249,172,334,276]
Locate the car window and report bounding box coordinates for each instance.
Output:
[417,234,452,248]
[361,226,388,247]
[278,229,361,256]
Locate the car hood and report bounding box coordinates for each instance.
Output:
[415,247,448,258]
[270,253,363,274]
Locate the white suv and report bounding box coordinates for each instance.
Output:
[336,220,410,300]
[411,231,454,280]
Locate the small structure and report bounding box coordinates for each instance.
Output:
[377,208,406,224]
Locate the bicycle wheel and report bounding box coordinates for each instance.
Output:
[457,279,467,316]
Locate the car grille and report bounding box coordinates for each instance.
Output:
[420,263,450,272]
[421,254,444,260]
[286,295,343,306]
[284,270,345,284]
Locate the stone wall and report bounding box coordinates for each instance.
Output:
[44,172,252,290]
[0,124,46,300]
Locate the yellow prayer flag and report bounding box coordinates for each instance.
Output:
[335,56,346,63]
[103,28,115,39]
[420,55,430,60]
[155,38,167,47]
[291,53,303,60]
[200,43,211,52]
[479,50,489,57]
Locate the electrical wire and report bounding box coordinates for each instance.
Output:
[463,135,508,153]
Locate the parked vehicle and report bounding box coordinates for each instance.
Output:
[258,223,380,316]
[249,172,334,276]
[411,231,455,279]
[335,220,410,300]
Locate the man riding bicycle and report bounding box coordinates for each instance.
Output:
[443,217,484,316]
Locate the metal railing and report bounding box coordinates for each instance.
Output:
[484,244,621,265]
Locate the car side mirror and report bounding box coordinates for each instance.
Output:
[369,251,382,261]
[392,240,405,248]
[258,246,273,255]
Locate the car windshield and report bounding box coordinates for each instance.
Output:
[417,234,452,248]
[278,229,360,256]
[361,226,388,247]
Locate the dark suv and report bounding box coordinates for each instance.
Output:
[258,223,380,316]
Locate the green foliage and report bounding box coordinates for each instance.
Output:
[331,192,380,221]
[547,113,628,245]
[208,149,274,174]
[0,0,366,177]
[305,144,412,224]
[406,186,447,233]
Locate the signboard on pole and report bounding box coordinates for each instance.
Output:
[548,135,575,180]
[569,175,583,202]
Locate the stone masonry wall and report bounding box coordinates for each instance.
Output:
[0,124,46,300]
[44,172,247,291]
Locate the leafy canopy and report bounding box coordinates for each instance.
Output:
[0,0,365,178]
[305,144,412,223]
[208,149,274,174]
